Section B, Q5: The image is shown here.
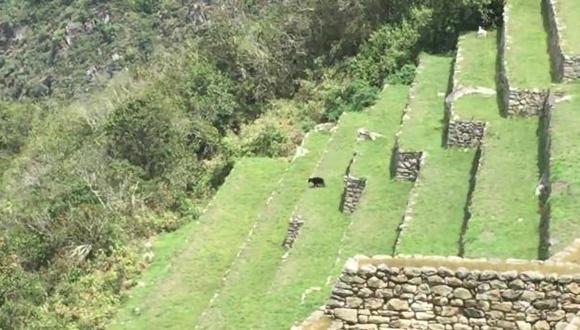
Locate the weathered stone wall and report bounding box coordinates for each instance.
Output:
[507,89,549,117]
[545,0,580,82]
[394,149,422,182]
[447,121,486,148]
[445,34,494,148]
[342,175,367,214]
[324,255,580,330]
[283,214,304,249]
[498,2,549,117]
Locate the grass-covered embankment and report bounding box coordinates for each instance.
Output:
[338,85,413,258]
[548,84,580,254]
[194,131,331,329]
[452,30,542,260]
[240,112,369,329]
[554,0,580,54]
[505,0,552,88]
[455,31,497,88]
[395,54,476,256]
[463,119,541,259]
[110,157,286,329]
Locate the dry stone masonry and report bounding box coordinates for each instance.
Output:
[322,255,580,330]
[447,121,486,149]
[498,3,549,117]
[283,214,305,249]
[394,150,423,182]
[546,0,580,82]
[342,175,367,214]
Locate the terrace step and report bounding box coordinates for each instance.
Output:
[393,54,476,257]
[194,130,332,329]
[110,157,287,329]
[499,0,551,116]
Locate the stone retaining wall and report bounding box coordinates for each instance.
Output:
[447,121,486,148]
[394,149,422,182]
[323,255,580,330]
[545,0,580,82]
[283,214,305,249]
[498,2,549,117]
[342,175,367,214]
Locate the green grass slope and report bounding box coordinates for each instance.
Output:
[240,112,369,329]
[464,119,540,259]
[194,131,331,329]
[395,54,476,256]
[398,150,475,256]
[556,0,580,54]
[338,85,413,258]
[451,30,542,259]
[505,0,552,88]
[110,157,286,329]
[398,54,453,151]
[456,31,497,89]
[549,84,580,254]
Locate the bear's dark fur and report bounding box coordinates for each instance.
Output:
[308,177,326,188]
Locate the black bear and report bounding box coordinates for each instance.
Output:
[308,177,326,188]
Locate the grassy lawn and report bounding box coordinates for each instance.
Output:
[464,118,540,260]
[239,112,369,330]
[339,85,413,258]
[194,131,331,329]
[556,0,580,54]
[456,31,497,89]
[110,157,287,329]
[549,84,580,254]
[398,54,453,151]
[505,0,552,88]
[397,150,475,256]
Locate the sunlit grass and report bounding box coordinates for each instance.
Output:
[506,0,552,88]
[110,157,286,329]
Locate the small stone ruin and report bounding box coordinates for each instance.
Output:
[342,175,367,214]
[447,121,486,148]
[282,214,305,249]
[394,151,423,182]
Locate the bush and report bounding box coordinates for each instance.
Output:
[350,7,431,87]
[105,94,187,179]
[320,77,379,122]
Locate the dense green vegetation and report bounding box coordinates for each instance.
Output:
[0,0,504,328]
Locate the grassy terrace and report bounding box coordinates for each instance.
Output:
[398,54,454,151]
[456,31,497,89]
[464,118,540,259]
[240,112,369,329]
[397,151,475,256]
[194,131,331,329]
[339,85,412,258]
[110,157,287,329]
[505,0,552,88]
[549,84,580,254]
[556,0,580,54]
[453,31,541,259]
[395,54,475,256]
